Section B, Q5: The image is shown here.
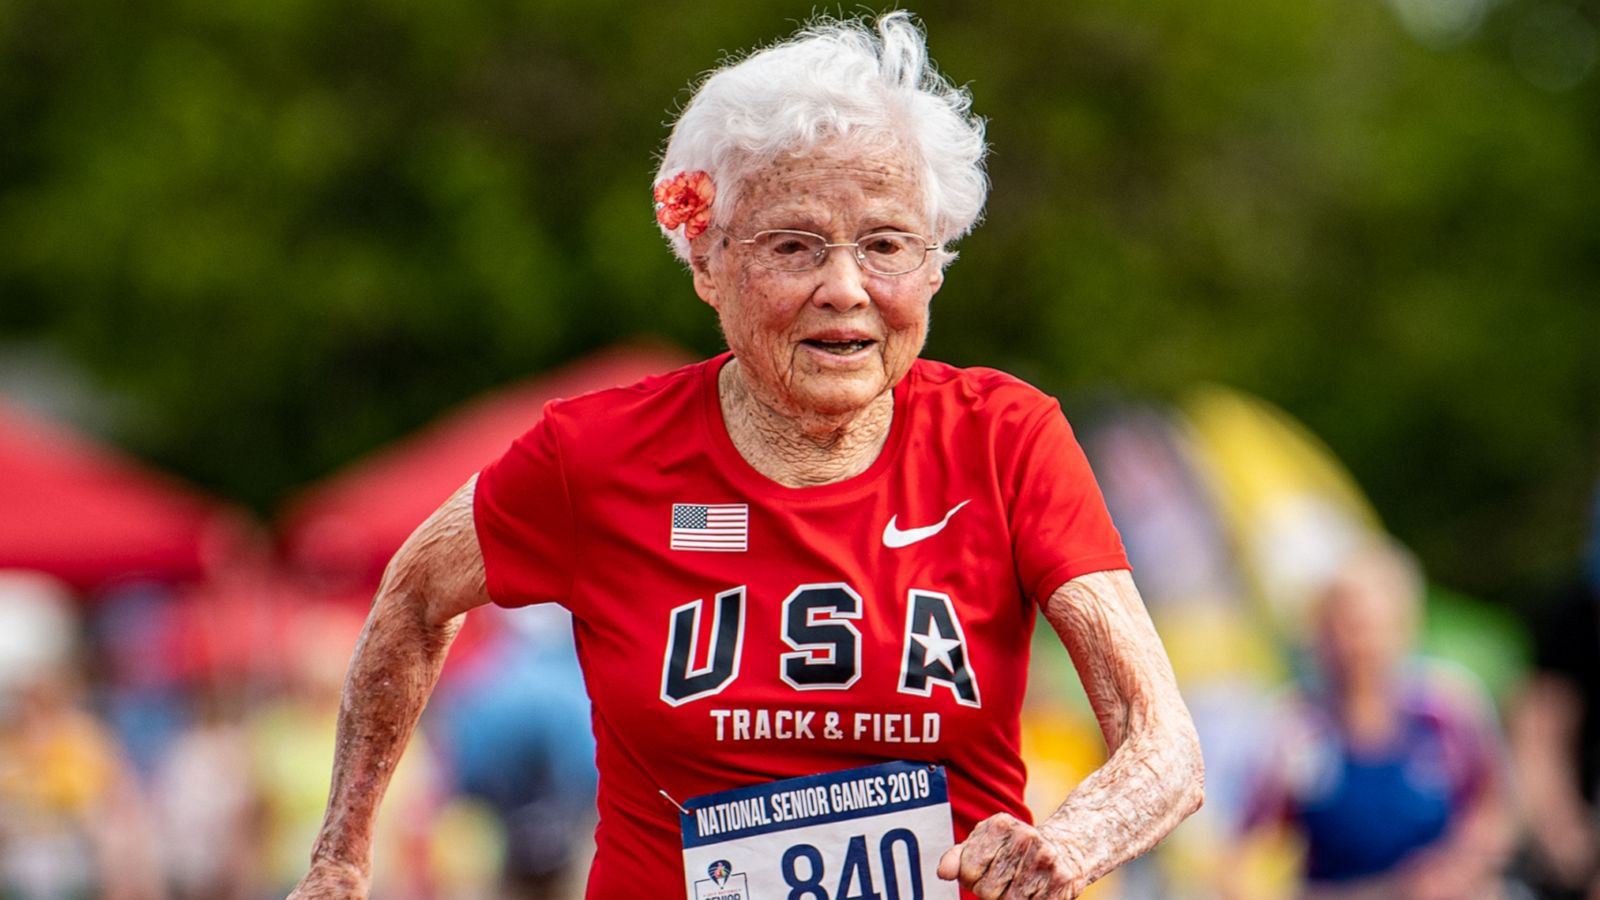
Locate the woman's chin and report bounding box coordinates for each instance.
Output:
[788,375,890,420]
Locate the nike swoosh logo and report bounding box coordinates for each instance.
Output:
[882,500,971,549]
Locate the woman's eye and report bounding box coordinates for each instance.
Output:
[863,236,906,256]
[770,238,813,255]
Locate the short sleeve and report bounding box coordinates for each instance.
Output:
[473,403,577,608]
[1007,401,1130,603]
[1421,662,1509,808]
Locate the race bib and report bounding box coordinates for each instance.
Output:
[680,761,957,900]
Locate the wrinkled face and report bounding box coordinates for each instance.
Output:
[690,143,944,419]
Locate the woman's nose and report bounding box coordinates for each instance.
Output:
[812,245,871,310]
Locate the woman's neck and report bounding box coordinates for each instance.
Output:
[718,359,894,488]
[1338,673,1399,750]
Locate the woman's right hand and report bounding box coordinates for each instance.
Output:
[287,480,489,900]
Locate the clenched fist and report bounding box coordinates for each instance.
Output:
[936,813,1089,899]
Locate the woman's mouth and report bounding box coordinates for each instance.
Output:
[803,339,873,355]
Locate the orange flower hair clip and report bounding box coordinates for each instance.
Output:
[653,170,716,240]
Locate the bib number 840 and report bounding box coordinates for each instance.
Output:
[782,828,925,900]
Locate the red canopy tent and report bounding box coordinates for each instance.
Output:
[281,343,693,587]
[0,399,243,593]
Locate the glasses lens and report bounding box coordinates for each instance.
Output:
[753,231,827,271]
[858,233,927,275]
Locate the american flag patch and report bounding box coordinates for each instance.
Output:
[670,503,748,552]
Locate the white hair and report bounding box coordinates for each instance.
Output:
[654,11,988,263]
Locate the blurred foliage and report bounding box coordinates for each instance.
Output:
[1,0,1595,605]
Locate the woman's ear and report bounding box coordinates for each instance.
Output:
[690,240,722,310]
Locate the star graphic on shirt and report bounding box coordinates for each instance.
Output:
[911,618,963,672]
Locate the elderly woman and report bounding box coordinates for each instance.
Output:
[290,12,1201,900]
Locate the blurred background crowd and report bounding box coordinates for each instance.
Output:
[0,0,1595,897]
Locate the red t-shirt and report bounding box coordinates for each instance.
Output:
[474,354,1128,896]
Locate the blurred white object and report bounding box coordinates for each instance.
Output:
[0,570,77,693]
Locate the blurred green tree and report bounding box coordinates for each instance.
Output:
[0,0,1594,603]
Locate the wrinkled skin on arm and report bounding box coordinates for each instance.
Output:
[937,569,1205,898]
[288,478,490,899]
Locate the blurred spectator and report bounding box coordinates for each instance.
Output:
[433,604,597,899]
[0,572,163,900]
[247,603,444,898]
[153,680,265,900]
[1511,485,1600,900]
[90,584,190,777]
[1227,540,1514,900]
[1514,584,1600,899]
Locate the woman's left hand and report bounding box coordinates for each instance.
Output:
[933,570,1203,896]
[936,812,1088,899]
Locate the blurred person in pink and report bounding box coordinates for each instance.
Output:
[0,572,163,900]
[1229,540,1514,900]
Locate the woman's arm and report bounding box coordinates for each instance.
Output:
[938,568,1205,898]
[288,477,491,899]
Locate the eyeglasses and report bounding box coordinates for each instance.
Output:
[728,229,939,277]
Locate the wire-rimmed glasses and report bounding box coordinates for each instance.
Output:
[728,229,939,276]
